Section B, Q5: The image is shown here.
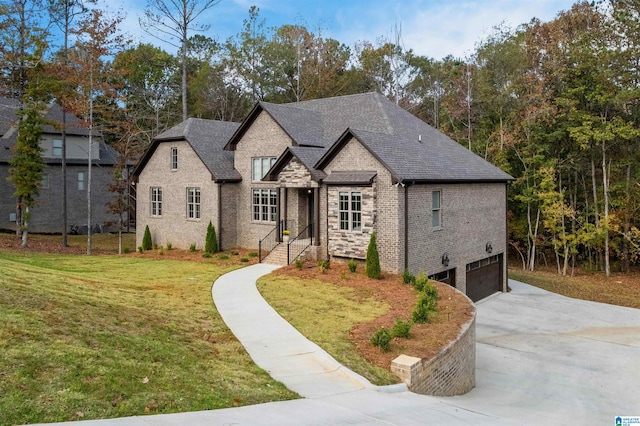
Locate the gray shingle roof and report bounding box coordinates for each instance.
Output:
[151,118,241,182]
[323,170,377,185]
[237,92,513,183]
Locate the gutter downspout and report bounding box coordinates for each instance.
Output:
[217,182,223,251]
[314,187,320,246]
[404,183,409,271]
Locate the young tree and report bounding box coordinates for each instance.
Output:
[365,232,382,279]
[106,158,128,254]
[140,0,222,121]
[8,101,45,247]
[204,220,218,254]
[48,0,93,247]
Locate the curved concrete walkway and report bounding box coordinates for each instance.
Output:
[38,266,640,425]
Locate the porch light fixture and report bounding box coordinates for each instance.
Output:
[441,253,450,267]
[486,242,493,254]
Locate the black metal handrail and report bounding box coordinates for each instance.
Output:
[287,223,314,264]
[259,220,293,263]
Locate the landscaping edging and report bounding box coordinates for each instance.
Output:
[390,291,476,396]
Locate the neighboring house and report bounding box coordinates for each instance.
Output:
[0,98,121,234]
[133,92,513,301]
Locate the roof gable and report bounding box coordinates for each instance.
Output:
[133,118,241,182]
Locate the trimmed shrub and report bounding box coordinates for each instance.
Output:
[142,225,152,251]
[392,319,412,338]
[412,285,439,324]
[317,259,330,270]
[205,221,218,254]
[294,258,303,269]
[189,243,197,253]
[414,271,429,291]
[370,327,392,352]
[248,252,258,258]
[202,252,212,258]
[137,246,143,253]
[230,250,239,256]
[365,233,381,279]
[218,254,230,260]
[240,257,249,263]
[123,246,130,254]
[348,258,358,273]
[166,242,172,250]
[402,269,415,285]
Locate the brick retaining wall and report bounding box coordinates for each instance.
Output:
[391,294,476,396]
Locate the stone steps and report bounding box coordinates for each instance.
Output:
[262,240,315,265]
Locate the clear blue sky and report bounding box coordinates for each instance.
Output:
[108,0,578,59]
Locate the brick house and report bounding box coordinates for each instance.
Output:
[133,92,512,301]
[0,98,121,233]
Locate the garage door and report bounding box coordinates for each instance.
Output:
[465,254,502,302]
[429,269,456,287]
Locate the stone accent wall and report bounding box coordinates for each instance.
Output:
[320,136,403,272]
[137,140,218,250]
[406,183,507,294]
[327,185,375,259]
[234,111,293,249]
[391,300,476,396]
[278,158,317,188]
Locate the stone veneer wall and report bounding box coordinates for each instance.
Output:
[327,184,376,259]
[391,298,476,396]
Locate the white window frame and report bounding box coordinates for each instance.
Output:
[339,191,362,231]
[252,157,276,181]
[150,187,163,217]
[432,190,442,228]
[186,187,201,220]
[252,189,277,222]
[52,139,62,157]
[41,173,49,189]
[170,147,178,170]
[77,172,85,190]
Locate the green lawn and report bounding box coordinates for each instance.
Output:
[0,252,297,425]
[257,273,399,386]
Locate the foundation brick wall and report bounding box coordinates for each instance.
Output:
[391,299,476,396]
[137,140,219,250]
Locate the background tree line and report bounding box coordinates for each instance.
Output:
[1,0,639,272]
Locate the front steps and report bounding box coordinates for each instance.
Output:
[262,240,317,266]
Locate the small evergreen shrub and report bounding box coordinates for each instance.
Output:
[158,246,164,255]
[392,319,412,338]
[240,257,249,262]
[370,327,392,352]
[348,258,358,273]
[295,258,303,269]
[230,250,239,256]
[189,243,196,253]
[123,246,130,254]
[205,221,218,254]
[414,271,429,291]
[202,252,212,258]
[365,233,382,279]
[166,242,172,250]
[142,225,152,251]
[402,269,415,285]
[248,252,258,258]
[137,246,143,253]
[412,285,439,324]
[340,271,347,280]
[218,254,230,260]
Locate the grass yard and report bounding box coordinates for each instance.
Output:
[0,251,297,425]
[509,267,640,309]
[257,273,399,386]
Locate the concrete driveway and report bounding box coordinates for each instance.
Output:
[40,276,640,426]
[450,279,640,425]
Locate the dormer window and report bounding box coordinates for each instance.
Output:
[171,147,178,170]
[52,139,62,157]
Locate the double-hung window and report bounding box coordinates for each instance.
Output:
[432,190,441,228]
[252,189,277,222]
[252,157,276,181]
[186,187,201,219]
[170,147,178,170]
[52,139,63,157]
[41,174,49,189]
[339,191,362,231]
[77,172,85,190]
[150,187,163,216]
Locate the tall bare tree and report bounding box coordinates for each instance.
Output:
[140,0,221,121]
